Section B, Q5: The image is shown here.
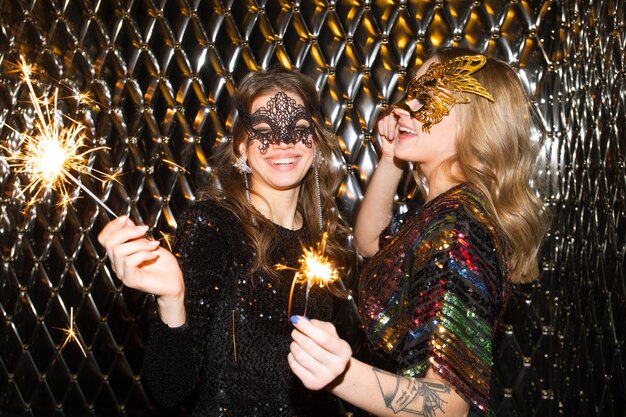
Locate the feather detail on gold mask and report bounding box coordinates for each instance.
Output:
[392,55,495,132]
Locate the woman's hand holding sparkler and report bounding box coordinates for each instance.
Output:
[98,217,186,327]
[288,316,352,391]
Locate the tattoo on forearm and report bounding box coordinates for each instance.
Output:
[372,368,450,416]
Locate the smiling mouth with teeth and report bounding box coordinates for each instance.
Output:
[399,126,418,135]
[271,157,298,165]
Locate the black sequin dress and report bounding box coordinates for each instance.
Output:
[143,200,339,416]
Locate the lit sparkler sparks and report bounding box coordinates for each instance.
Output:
[161,158,188,174]
[52,307,87,365]
[1,56,117,215]
[275,232,340,318]
[159,231,173,250]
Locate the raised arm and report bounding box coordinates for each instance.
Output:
[99,202,231,408]
[98,216,186,326]
[354,111,406,257]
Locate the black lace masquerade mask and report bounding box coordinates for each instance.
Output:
[240,91,315,154]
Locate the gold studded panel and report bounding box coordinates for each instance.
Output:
[0,1,624,416]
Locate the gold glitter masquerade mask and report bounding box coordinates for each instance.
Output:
[240,91,315,154]
[392,55,495,133]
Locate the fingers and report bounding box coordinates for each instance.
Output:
[288,340,350,390]
[111,239,161,277]
[97,216,137,245]
[287,351,327,391]
[290,317,341,346]
[376,111,400,146]
[102,224,150,253]
[288,317,352,390]
[118,248,160,287]
[98,216,128,245]
[377,114,395,142]
[98,216,161,283]
[105,225,153,272]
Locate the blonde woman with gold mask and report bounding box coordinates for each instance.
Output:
[288,47,548,417]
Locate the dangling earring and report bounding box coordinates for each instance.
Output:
[233,154,252,203]
[314,153,323,232]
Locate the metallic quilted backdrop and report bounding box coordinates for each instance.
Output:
[0,1,624,416]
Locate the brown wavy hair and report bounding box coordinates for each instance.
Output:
[417,47,549,283]
[201,67,353,285]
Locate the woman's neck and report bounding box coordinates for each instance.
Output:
[425,177,461,201]
[250,187,302,230]
[422,161,464,201]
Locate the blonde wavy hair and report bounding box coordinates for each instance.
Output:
[419,47,549,283]
[201,67,353,284]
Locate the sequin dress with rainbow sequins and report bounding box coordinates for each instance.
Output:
[359,184,509,416]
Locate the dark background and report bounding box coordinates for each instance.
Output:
[0,1,624,416]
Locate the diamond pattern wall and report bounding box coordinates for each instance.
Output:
[0,1,624,416]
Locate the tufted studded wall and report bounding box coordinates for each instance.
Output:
[0,1,624,416]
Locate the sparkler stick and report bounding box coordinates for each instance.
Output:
[275,232,340,318]
[1,56,117,215]
[62,168,117,217]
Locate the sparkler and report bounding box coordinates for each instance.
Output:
[159,231,173,250]
[51,307,87,365]
[275,232,340,318]
[1,56,117,216]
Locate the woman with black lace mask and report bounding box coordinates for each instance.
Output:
[98,67,354,416]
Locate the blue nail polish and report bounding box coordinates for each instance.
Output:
[290,315,300,325]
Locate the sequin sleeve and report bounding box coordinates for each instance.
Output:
[379,210,409,248]
[402,206,506,415]
[143,200,238,407]
[360,186,508,416]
